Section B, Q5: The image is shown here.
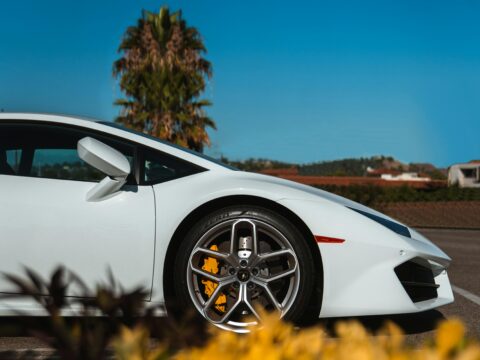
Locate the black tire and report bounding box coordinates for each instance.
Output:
[171,205,317,329]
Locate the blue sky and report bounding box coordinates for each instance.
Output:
[0,0,479,167]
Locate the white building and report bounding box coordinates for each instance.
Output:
[448,162,480,188]
[380,172,431,182]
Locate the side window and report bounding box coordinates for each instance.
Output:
[0,148,22,175]
[30,148,105,182]
[6,149,22,173]
[0,123,135,183]
[142,148,204,185]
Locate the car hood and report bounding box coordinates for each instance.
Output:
[230,170,402,223]
[227,171,444,248]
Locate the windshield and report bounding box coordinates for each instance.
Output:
[98,121,237,170]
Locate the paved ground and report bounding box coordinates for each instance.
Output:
[0,228,477,355]
[418,229,480,339]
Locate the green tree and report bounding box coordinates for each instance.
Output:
[113,6,215,152]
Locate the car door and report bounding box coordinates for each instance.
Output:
[0,121,155,298]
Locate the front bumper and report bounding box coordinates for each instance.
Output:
[278,198,454,318]
[315,236,454,318]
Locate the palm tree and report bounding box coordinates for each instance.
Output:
[113,6,216,152]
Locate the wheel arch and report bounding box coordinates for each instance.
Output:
[163,195,324,321]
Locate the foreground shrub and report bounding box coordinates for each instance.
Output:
[1,266,149,359]
[3,267,479,359]
[170,311,479,360]
[1,267,206,360]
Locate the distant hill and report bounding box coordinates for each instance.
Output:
[220,156,447,180]
[299,156,401,177]
[219,157,295,172]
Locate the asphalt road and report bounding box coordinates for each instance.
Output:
[0,229,477,355]
[416,229,480,339]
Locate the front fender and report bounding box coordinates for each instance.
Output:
[277,198,453,317]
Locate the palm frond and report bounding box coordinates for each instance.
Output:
[113,5,216,152]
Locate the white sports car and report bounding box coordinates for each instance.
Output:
[0,113,453,332]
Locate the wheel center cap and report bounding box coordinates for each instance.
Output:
[237,269,250,282]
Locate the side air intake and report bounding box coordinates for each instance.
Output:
[394,258,439,303]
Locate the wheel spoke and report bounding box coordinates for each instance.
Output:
[258,283,283,312]
[190,266,220,282]
[190,264,236,283]
[230,219,258,255]
[251,223,258,256]
[192,247,231,261]
[213,286,243,324]
[258,248,294,260]
[189,246,236,282]
[254,248,295,267]
[265,267,296,283]
[242,284,261,322]
[202,278,235,313]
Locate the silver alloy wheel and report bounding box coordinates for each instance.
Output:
[186,218,300,332]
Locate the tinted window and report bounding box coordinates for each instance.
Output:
[99,121,238,170]
[0,123,135,183]
[6,149,22,173]
[142,148,205,185]
[30,148,105,182]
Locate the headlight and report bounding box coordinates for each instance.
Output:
[348,207,411,238]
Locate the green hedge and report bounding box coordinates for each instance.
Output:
[314,185,480,206]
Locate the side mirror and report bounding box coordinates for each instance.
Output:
[77,137,131,201]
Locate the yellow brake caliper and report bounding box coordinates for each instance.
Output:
[201,245,227,313]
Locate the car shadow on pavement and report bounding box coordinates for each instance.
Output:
[0,317,50,337]
[317,309,446,335]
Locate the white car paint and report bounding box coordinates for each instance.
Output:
[0,175,155,296]
[0,113,454,318]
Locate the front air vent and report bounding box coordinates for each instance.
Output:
[394,258,438,303]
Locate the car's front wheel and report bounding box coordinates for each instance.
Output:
[173,206,316,332]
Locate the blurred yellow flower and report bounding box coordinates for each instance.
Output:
[436,318,465,357]
[113,326,167,360]
[114,312,479,360]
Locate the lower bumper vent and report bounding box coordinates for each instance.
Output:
[394,258,439,303]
